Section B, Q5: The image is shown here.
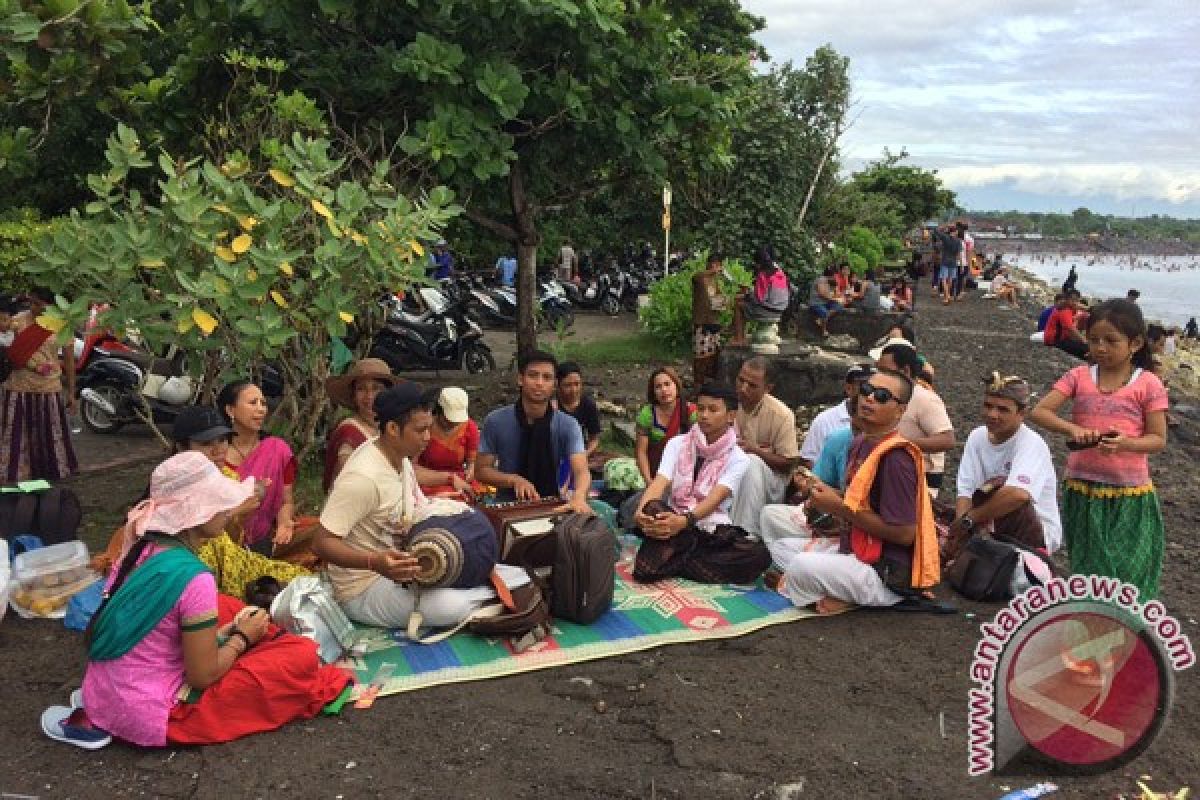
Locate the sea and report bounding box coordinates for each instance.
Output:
[1005,252,1200,329]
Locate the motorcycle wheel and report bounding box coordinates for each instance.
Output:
[558,308,576,328]
[81,383,126,435]
[463,344,496,374]
[601,295,621,316]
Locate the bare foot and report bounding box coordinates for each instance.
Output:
[814,596,856,615]
[763,568,783,591]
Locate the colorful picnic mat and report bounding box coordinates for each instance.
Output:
[337,539,814,696]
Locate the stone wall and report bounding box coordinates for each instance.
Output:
[717,343,860,408]
[795,307,913,351]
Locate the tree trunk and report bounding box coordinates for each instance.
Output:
[797,121,840,229]
[509,161,540,359]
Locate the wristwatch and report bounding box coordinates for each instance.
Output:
[684,511,697,529]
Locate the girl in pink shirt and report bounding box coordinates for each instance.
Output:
[1030,299,1168,600]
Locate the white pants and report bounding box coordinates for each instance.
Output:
[342,576,495,629]
[781,553,902,609]
[730,455,791,532]
[758,504,841,571]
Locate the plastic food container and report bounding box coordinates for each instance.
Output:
[11,541,97,617]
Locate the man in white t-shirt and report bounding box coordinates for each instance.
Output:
[314,383,495,629]
[798,363,874,467]
[948,374,1061,559]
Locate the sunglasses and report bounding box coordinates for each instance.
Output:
[859,382,901,404]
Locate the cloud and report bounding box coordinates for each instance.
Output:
[741,0,1200,215]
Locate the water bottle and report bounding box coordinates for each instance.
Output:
[997,783,1058,800]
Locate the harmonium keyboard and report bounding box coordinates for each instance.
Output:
[481,497,564,561]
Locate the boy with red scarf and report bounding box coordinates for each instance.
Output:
[779,370,940,613]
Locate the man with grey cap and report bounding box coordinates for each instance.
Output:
[947,372,1061,562]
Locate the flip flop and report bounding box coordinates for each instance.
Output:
[41,705,111,750]
[882,595,958,614]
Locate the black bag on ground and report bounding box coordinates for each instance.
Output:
[945,536,1020,602]
[0,487,82,544]
[506,511,617,624]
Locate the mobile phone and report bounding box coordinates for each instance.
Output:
[1066,432,1118,450]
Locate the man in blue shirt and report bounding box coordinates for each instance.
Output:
[476,350,592,515]
[430,239,455,281]
[495,254,518,287]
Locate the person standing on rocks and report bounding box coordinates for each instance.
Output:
[944,374,1061,563]
[729,357,800,531]
[691,252,727,386]
[929,223,962,306]
[873,342,955,497]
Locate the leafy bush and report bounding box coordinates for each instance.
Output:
[638,251,751,349]
[0,209,60,292]
[838,225,883,272]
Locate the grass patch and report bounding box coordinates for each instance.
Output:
[551,331,687,366]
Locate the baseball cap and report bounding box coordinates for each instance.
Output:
[373,382,427,426]
[845,364,876,383]
[437,387,470,424]
[171,406,233,444]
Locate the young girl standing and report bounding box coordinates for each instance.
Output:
[1029,299,1168,599]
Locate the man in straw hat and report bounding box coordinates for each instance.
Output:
[314,383,495,629]
[945,372,1060,563]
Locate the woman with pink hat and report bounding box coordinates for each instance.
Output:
[43,452,350,749]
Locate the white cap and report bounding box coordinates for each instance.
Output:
[868,336,916,363]
[438,387,469,423]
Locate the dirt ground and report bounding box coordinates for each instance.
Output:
[2,296,1197,799]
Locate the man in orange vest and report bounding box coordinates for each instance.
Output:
[778,370,940,614]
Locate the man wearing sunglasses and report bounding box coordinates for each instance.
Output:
[777,369,940,613]
[946,373,1060,563]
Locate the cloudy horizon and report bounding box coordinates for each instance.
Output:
[743,0,1200,218]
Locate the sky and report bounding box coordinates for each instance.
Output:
[742,0,1200,218]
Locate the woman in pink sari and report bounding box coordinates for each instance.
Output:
[217,379,298,556]
[322,358,397,492]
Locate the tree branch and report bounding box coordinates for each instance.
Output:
[464,207,518,243]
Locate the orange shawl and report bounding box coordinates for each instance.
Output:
[842,433,940,590]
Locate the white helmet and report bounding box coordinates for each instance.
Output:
[158,376,194,405]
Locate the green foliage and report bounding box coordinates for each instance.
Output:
[835,225,883,273]
[967,208,1200,244]
[838,149,956,238]
[0,208,59,288]
[20,123,461,458]
[550,332,687,367]
[639,252,751,349]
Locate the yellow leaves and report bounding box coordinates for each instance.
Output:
[231,233,253,254]
[310,199,332,219]
[348,230,367,246]
[192,308,218,336]
[279,261,294,277]
[338,311,354,324]
[139,258,165,269]
[215,246,237,263]
[212,203,232,214]
[410,239,425,257]
[269,169,295,188]
[246,269,258,281]
[270,291,289,309]
[176,316,194,334]
[326,218,343,238]
[238,216,258,232]
[35,314,66,333]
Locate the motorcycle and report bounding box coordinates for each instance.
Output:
[369,287,496,374]
[562,268,622,316]
[77,341,197,435]
[538,278,575,330]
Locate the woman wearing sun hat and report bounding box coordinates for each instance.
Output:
[43,452,351,749]
[323,358,399,492]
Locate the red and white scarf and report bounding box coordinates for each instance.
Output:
[669,424,737,515]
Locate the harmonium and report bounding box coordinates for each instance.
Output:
[481,497,564,562]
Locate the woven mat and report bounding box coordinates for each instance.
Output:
[338,540,813,696]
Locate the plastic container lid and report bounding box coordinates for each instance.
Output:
[13,540,89,588]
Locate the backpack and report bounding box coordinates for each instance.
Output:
[407,569,553,652]
[759,268,791,312]
[0,487,82,545]
[507,512,617,624]
[945,535,1058,602]
[270,576,358,664]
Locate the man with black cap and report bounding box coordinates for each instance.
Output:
[947,373,1060,562]
[314,383,495,629]
[798,364,874,468]
[171,405,234,461]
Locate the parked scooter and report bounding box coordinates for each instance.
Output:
[77,342,197,434]
[562,268,622,316]
[369,287,496,374]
